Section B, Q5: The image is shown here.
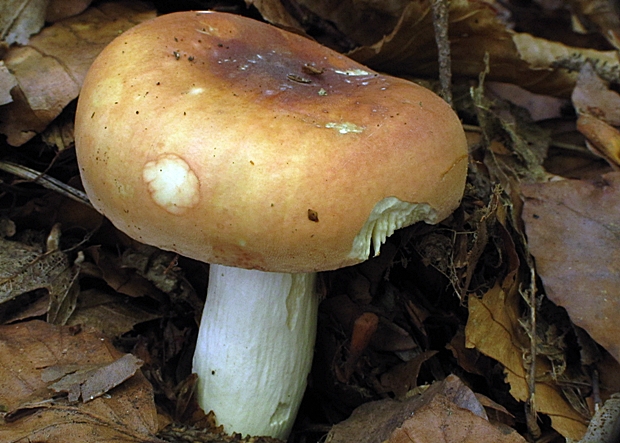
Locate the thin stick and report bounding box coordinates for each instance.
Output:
[0,160,92,208]
[524,266,542,439]
[431,0,453,107]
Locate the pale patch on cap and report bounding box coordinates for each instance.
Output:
[143,153,200,215]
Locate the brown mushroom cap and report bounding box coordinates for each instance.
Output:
[75,11,468,273]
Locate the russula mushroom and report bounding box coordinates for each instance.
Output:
[74,10,468,439]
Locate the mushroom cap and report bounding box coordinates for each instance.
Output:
[75,11,468,273]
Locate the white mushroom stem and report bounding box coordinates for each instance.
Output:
[192,264,318,439]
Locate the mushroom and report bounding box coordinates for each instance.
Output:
[74,11,468,439]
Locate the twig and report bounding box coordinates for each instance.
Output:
[0,160,93,208]
[524,266,542,439]
[431,0,453,107]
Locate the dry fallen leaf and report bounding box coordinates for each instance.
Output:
[466,276,588,439]
[378,350,437,399]
[42,353,143,403]
[349,0,617,97]
[0,226,81,325]
[85,246,166,299]
[326,375,526,443]
[572,64,620,167]
[0,61,18,105]
[0,0,48,45]
[253,0,406,48]
[387,391,524,443]
[576,114,620,168]
[244,0,302,31]
[567,0,620,49]
[486,82,568,122]
[572,63,620,126]
[521,172,620,364]
[0,320,160,443]
[45,0,93,23]
[66,289,161,338]
[0,1,155,146]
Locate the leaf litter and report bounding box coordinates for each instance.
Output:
[2,0,620,442]
[0,320,160,442]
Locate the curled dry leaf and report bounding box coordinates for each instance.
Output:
[387,394,523,443]
[567,0,620,49]
[263,0,620,97]
[485,82,568,122]
[0,0,47,45]
[0,1,155,146]
[466,280,588,439]
[0,227,81,325]
[472,74,552,184]
[85,246,166,299]
[572,63,620,125]
[572,64,620,167]
[326,375,526,443]
[576,114,620,168]
[0,320,159,443]
[0,61,18,105]
[244,0,302,31]
[252,0,406,48]
[45,0,93,23]
[378,350,438,399]
[521,172,620,364]
[66,289,161,338]
[511,32,618,76]
[340,312,379,381]
[42,353,143,403]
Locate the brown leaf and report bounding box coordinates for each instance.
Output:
[0,1,156,146]
[43,353,143,403]
[245,0,303,31]
[567,0,620,49]
[466,281,588,440]
[388,393,523,443]
[0,229,80,325]
[86,246,163,299]
[572,64,620,167]
[254,0,405,48]
[66,289,161,338]
[447,328,487,377]
[0,61,18,105]
[378,350,438,399]
[340,0,619,97]
[0,236,45,304]
[0,0,47,45]
[573,63,620,126]
[46,0,93,23]
[576,114,620,168]
[486,82,568,122]
[0,320,159,442]
[326,375,526,443]
[521,172,620,363]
